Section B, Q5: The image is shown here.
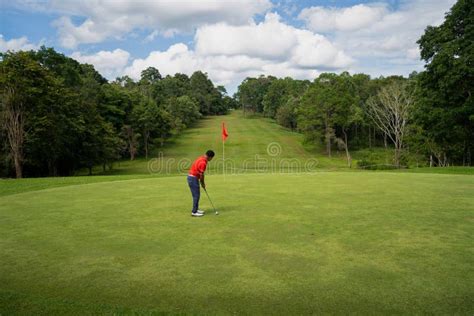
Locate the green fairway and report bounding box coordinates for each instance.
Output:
[1,172,473,314]
[79,110,349,176]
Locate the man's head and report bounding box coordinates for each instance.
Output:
[206,150,215,161]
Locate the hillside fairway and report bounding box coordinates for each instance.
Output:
[1,172,473,314]
[85,110,347,176]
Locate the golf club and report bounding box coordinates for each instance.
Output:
[203,187,218,215]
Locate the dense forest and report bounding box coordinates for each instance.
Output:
[1,0,472,178]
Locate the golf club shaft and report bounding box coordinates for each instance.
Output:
[203,188,217,212]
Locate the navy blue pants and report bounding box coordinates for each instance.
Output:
[187,175,200,213]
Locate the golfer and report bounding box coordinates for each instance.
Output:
[187,150,215,217]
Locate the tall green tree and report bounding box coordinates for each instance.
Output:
[100,83,131,133]
[416,0,474,165]
[1,51,65,177]
[133,99,171,159]
[140,67,162,85]
[76,64,122,173]
[236,75,275,114]
[156,73,190,103]
[276,96,299,131]
[351,73,378,148]
[298,73,356,158]
[165,96,201,133]
[263,78,309,118]
[190,71,214,115]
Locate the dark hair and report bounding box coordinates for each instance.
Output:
[206,150,215,157]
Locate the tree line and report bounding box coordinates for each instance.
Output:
[1,47,236,178]
[235,0,473,169]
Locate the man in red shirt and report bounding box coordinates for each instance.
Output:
[187,150,215,217]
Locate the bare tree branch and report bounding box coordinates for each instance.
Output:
[365,81,413,168]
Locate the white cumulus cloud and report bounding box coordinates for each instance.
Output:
[15,0,272,48]
[195,13,297,60]
[195,13,353,69]
[124,43,265,86]
[299,4,388,33]
[70,49,130,80]
[124,13,352,90]
[299,0,457,76]
[0,34,40,52]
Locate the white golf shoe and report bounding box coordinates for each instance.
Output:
[191,212,204,217]
[197,210,205,214]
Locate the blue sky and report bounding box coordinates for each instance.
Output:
[0,0,456,93]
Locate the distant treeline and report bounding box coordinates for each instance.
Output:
[235,0,473,169]
[0,47,237,178]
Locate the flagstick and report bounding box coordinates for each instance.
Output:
[222,137,225,179]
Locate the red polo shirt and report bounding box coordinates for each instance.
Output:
[189,155,208,179]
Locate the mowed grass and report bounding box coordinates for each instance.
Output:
[1,111,473,314]
[81,110,348,176]
[1,172,473,314]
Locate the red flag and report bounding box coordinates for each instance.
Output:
[222,122,228,141]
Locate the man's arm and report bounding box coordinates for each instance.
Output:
[198,159,207,189]
[200,174,205,189]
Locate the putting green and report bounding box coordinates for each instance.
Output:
[1,172,473,314]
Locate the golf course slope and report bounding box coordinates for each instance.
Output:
[1,171,473,314]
